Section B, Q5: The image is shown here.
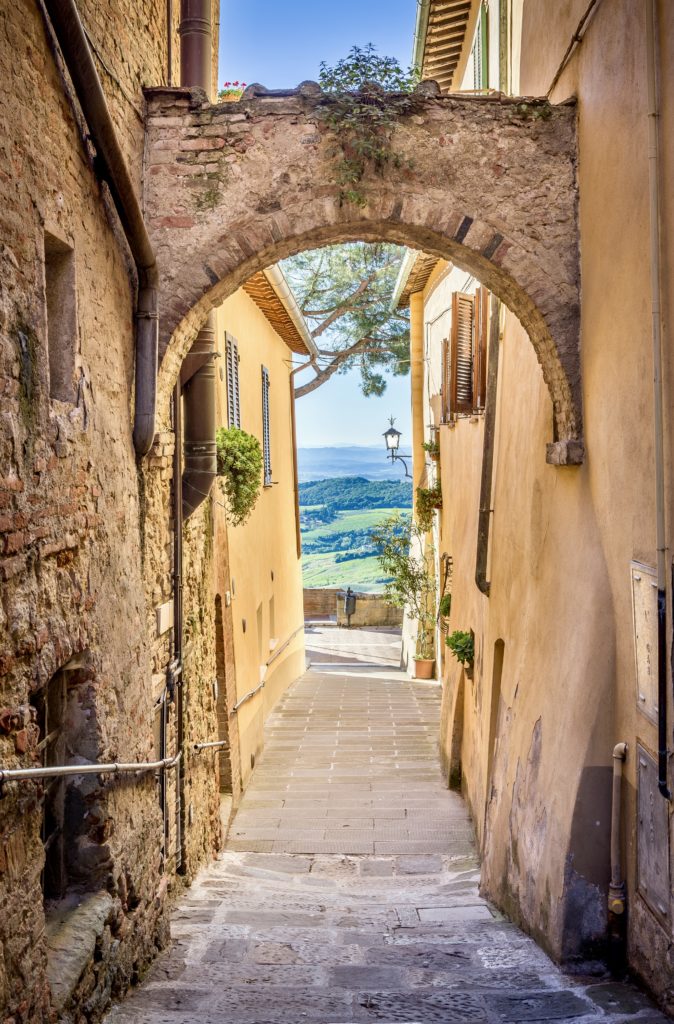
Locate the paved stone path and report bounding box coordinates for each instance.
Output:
[106,632,667,1024]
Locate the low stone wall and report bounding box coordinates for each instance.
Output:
[304,589,402,628]
[304,588,340,619]
[337,592,403,628]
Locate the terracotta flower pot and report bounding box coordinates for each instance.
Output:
[414,658,435,680]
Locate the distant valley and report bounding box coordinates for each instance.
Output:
[297,446,411,483]
[299,474,411,593]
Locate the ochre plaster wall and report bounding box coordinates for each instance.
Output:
[432,1,674,1003]
[214,291,305,792]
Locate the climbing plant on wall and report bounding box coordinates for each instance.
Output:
[216,427,263,526]
[318,44,419,206]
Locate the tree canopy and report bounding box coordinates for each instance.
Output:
[282,241,410,398]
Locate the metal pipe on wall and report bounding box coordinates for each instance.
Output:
[608,742,628,914]
[0,752,182,786]
[179,0,217,520]
[645,0,671,801]
[475,296,501,596]
[41,0,158,458]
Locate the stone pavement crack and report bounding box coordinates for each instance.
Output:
[104,653,667,1024]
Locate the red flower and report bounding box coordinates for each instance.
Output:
[232,80,239,86]
[223,81,231,86]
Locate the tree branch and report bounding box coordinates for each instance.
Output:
[294,336,377,398]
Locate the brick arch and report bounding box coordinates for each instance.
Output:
[145,86,582,463]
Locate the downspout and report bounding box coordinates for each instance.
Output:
[409,292,426,511]
[180,0,217,520]
[41,0,158,457]
[171,380,184,869]
[608,742,628,916]
[290,354,317,559]
[412,0,431,73]
[475,296,501,595]
[645,0,671,800]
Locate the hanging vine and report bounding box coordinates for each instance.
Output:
[318,45,420,207]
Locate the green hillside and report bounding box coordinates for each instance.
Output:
[298,476,412,511]
[300,481,411,593]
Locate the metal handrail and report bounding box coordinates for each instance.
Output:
[232,680,265,713]
[266,624,304,668]
[231,623,305,713]
[0,751,182,785]
[193,740,229,752]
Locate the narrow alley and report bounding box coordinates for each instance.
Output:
[105,630,667,1024]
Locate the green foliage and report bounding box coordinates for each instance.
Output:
[216,426,263,526]
[317,44,419,206]
[298,476,412,511]
[371,513,436,658]
[439,593,452,618]
[282,242,410,398]
[422,439,440,457]
[415,484,443,532]
[446,630,474,667]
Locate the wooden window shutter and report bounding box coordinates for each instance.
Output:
[450,292,475,416]
[473,287,489,412]
[225,333,241,429]
[441,336,451,423]
[261,366,272,486]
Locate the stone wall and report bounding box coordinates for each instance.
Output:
[143,84,582,460]
[336,593,403,629]
[304,589,403,628]
[0,2,223,1020]
[303,588,340,619]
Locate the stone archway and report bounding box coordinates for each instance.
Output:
[144,83,582,463]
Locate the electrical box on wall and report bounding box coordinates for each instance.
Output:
[631,561,658,725]
[637,745,670,922]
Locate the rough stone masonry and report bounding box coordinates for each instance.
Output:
[144,83,582,462]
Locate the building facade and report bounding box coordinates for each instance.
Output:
[212,272,308,798]
[405,0,674,1007]
[0,2,307,1020]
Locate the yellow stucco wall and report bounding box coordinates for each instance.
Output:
[213,291,305,791]
[423,0,674,991]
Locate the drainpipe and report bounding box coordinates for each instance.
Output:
[41,0,158,458]
[290,351,319,558]
[645,0,671,800]
[412,0,431,74]
[409,292,426,511]
[180,0,217,520]
[608,742,628,916]
[182,318,218,518]
[475,296,501,595]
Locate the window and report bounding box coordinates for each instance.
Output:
[225,333,241,428]
[261,365,272,486]
[44,230,77,403]
[450,291,475,415]
[442,287,489,419]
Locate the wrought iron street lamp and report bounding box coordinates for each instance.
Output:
[383,417,412,478]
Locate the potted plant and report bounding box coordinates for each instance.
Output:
[371,513,437,679]
[216,426,263,525]
[446,629,475,679]
[415,484,442,532]
[218,81,247,102]
[422,438,440,462]
[438,592,452,636]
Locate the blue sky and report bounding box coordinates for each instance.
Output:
[219,1,416,447]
